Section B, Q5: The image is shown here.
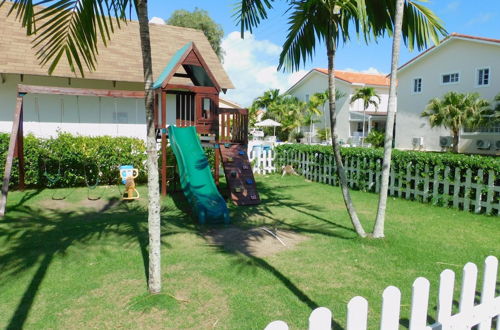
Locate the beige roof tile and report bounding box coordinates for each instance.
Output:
[0,2,234,89]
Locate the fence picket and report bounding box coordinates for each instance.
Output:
[380,286,401,330]
[309,307,332,330]
[409,277,430,330]
[475,169,484,213]
[423,164,430,202]
[406,163,412,200]
[347,296,368,330]
[432,167,440,205]
[453,168,461,209]
[478,256,498,330]
[459,262,478,328]
[464,169,472,211]
[486,170,494,215]
[265,321,289,330]
[436,269,455,325]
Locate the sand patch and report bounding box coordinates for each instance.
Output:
[204,227,308,258]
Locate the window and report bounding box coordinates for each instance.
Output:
[477,68,490,86]
[442,73,459,84]
[413,78,422,93]
[305,94,310,103]
[113,112,128,123]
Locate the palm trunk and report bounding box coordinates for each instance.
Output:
[373,0,404,238]
[452,131,459,153]
[327,39,366,238]
[136,0,162,293]
[362,107,366,147]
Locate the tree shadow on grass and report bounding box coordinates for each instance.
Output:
[2,176,357,329]
[0,197,195,330]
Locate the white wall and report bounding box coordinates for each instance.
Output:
[0,74,149,140]
[395,38,500,155]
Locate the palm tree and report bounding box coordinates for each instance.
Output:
[253,88,281,110]
[236,0,446,238]
[3,0,162,293]
[350,87,380,146]
[421,92,491,153]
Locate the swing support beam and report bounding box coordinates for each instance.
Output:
[0,84,145,217]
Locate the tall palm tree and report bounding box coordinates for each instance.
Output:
[3,0,162,293]
[421,92,491,153]
[235,0,446,238]
[350,87,380,146]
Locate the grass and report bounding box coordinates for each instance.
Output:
[0,175,498,329]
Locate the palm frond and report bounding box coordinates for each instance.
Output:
[2,0,132,76]
[365,0,447,51]
[232,0,275,37]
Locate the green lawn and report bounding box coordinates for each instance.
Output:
[0,175,498,329]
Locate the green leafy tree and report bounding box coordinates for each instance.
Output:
[235,0,446,238]
[421,92,491,153]
[3,0,163,293]
[166,8,225,61]
[350,87,380,146]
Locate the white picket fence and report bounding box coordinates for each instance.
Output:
[249,149,275,175]
[266,256,500,330]
[266,149,499,215]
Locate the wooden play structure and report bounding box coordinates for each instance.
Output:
[0,41,260,217]
[152,42,260,207]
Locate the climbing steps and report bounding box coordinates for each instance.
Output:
[219,143,260,206]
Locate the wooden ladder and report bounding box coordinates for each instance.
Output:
[219,143,260,206]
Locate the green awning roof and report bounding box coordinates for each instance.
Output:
[152,42,192,89]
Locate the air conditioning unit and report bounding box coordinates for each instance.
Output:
[412,137,424,148]
[439,136,453,148]
[496,140,500,150]
[476,139,491,150]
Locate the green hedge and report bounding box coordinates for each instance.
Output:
[0,133,147,188]
[0,133,218,189]
[275,144,500,173]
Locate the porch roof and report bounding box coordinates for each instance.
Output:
[349,111,388,122]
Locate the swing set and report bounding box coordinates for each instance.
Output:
[0,84,145,216]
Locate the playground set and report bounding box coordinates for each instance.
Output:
[0,42,259,223]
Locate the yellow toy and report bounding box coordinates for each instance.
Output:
[119,165,140,200]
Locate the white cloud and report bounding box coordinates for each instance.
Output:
[343,67,386,75]
[445,1,460,12]
[149,17,165,25]
[467,12,495,26]
[221,31,307,107]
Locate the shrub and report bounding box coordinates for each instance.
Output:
[364,129,385,147]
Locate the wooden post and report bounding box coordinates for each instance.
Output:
[0,97,24,216]
[17,106,25,190]
[215,143,220,187]
[161,91,167,196]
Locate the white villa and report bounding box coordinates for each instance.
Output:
[0,2,234,141]
[285,68,390,145]
[394,33,500,155]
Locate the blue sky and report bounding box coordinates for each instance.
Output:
[145,1,500,106]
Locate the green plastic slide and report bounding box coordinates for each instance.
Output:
[168,126,229,224]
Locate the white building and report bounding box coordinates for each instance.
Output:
[395,33,500,155]
[285,69,389,144]
[0,2,233,140]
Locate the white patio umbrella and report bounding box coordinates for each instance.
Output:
[255,119,282,137]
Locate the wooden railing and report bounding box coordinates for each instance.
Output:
[218,108,248,145]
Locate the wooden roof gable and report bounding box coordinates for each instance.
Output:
[152,42,221,92]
